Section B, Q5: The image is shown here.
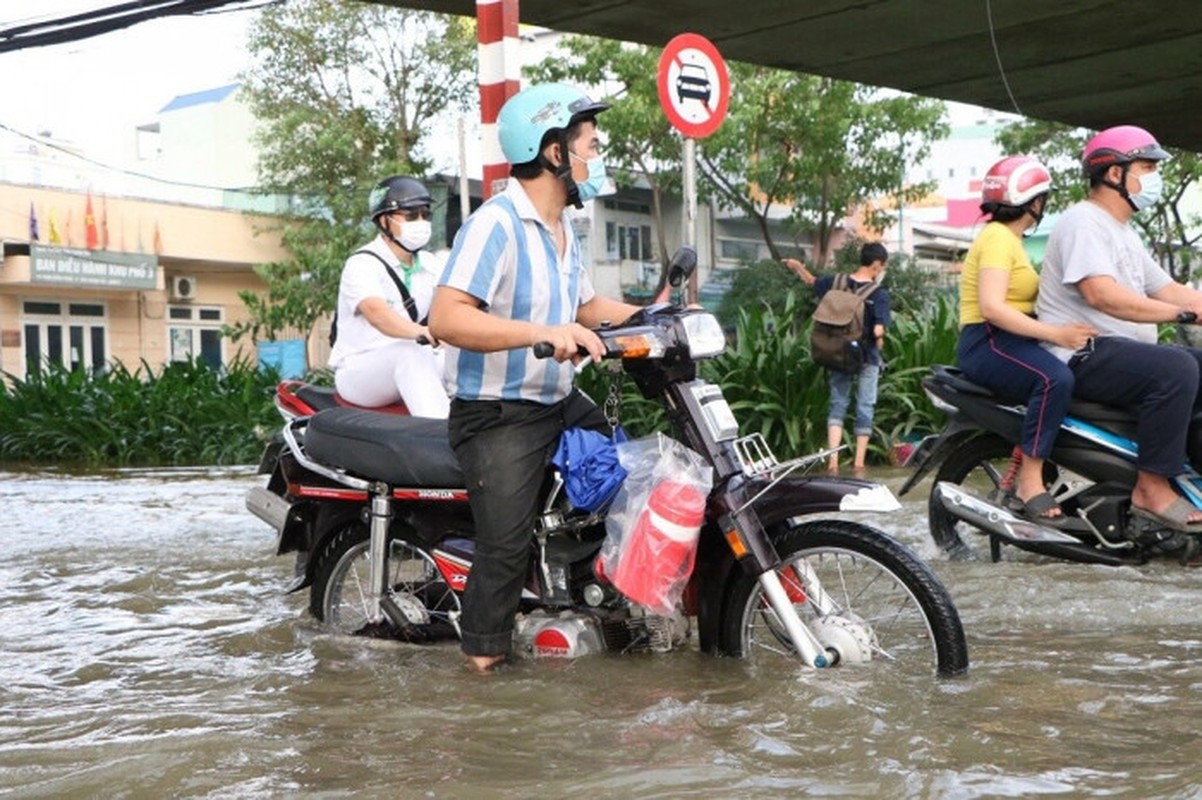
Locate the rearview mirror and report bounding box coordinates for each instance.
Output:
[667,246,697,288]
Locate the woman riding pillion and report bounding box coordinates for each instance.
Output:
[956,156,1095,523]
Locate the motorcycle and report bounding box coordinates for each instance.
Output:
[899,362,1202,565]
[246,250,968,676]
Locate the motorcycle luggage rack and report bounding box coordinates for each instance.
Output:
[733,432,843,480]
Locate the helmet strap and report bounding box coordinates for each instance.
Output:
[1101,164,1139,212]
[541,130,583,209]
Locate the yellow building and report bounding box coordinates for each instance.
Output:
[0,183,286,380]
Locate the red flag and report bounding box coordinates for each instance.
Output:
[100,196,110,250]
[152,222,163,255]
[85,191,99,250]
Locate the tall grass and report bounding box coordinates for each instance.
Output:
[0,358,280,467]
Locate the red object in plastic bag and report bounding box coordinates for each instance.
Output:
[610,479,705,612]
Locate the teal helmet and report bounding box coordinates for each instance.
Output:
[497,82,609,166]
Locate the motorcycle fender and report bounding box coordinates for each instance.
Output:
[747,474,902,527]
[897,420,984,497]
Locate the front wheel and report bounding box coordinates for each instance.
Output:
[718,520,968,677]
[308,523,461,638]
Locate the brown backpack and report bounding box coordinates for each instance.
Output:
[809,274,879,373]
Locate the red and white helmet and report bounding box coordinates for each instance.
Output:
[1081,125,1169,175]
[980,156,1052,207]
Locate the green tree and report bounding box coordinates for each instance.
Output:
[229,1,476,341]
[997,119,1202,283]
[700,69,948,266]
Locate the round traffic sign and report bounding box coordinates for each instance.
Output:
[657,32,730,139]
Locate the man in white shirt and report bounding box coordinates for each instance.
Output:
[328,175,449,418]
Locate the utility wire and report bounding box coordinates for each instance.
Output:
[0,119,264,194]
[0,0,276,53]
[985,0,1023,117]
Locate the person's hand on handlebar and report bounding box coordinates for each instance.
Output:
[536,322,603,364]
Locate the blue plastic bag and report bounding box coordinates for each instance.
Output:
[551,426,628,512]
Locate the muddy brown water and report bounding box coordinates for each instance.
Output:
[2,466,1201,798]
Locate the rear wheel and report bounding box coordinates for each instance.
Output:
[718,520,968,677]
[308,523,460,638]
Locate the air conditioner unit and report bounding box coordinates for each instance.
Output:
[171,275,198,301]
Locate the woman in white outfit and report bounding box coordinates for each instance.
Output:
[327,175,450,418]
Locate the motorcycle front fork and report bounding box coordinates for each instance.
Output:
[724,507,834,668]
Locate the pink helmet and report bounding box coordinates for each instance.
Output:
[1081,125,1169,175]
[981,156,1052,207]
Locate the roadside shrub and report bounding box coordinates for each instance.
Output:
[0,358,280,467]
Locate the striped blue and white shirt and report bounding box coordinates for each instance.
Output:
[439,180,595,404]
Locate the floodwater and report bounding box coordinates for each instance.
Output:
[2,465,1202,799]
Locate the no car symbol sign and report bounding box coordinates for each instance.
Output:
[657,32,730,139]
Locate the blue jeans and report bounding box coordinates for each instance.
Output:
[827,363,880,435]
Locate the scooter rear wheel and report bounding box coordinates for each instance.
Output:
[718,520,968,677]
[928,433,1016,557]
[309,522,460,639]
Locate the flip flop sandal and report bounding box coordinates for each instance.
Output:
[1130,498,1202,533]
[1013,491,1077,529]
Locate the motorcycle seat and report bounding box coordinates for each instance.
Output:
[304,408,464,488]
[929,364,1137,426]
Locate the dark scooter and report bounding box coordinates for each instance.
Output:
[900,355,1202,566]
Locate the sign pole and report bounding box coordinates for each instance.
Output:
[682,136,698,304]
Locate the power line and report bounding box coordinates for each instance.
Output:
[0,0,277,53]
[0,119,264,194]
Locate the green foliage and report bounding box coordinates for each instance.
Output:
[0,359,280,467]
[708,292,828,460]
[716,260,812,331]
[874,293,960,447]
[230,1,477,340]
[996,118,1202,283]
[699,68,948,264]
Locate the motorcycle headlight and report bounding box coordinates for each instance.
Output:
[680,312,726,359]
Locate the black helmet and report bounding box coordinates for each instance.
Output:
[368,176,433,221]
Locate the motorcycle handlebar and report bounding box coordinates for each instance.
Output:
[532,342,591,359]
[1177,311,1198,325]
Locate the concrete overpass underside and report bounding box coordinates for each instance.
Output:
[378,0,1202,152]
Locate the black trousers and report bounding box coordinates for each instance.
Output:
[447,390,609,657]
[1068,336,1202,476]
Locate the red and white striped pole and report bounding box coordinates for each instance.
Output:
[477,0,521,199]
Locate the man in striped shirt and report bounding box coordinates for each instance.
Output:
[429,83,641,673]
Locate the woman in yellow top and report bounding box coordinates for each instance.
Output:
[958,156,1096,522]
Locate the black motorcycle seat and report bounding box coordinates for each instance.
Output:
[929,364,1136,425]
[296,384,339,412]
[304,408,464,488]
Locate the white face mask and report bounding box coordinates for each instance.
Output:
[1130,170,1163,211]
[570,151,610,202]
[396,219,431,252]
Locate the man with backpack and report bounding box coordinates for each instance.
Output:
[783,242,892,474]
